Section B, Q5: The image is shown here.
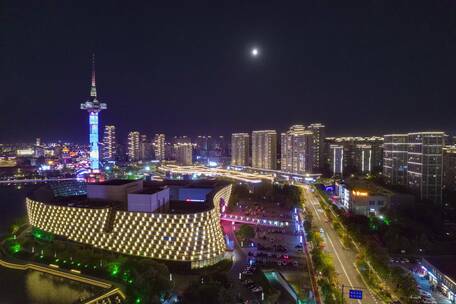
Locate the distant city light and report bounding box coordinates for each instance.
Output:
[40,165,51,171]
[207,161,218,167]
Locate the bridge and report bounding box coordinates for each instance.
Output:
[0,178,78,184]
[220,213,290,227]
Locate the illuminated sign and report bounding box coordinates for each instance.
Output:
[349,289,363,300]
[352,190,368,196]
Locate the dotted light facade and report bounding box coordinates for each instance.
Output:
[27,184,232,269]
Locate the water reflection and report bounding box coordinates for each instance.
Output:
[25,270,97,304]
[0,267,99,304]
[0,185,100,303]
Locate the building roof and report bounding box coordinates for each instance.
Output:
[131,185,167,195]
[93,179,139,186]
[342,177,394,197]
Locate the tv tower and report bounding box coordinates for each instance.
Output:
[80,54,106,171]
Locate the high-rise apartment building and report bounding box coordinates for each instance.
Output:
[194,136,209,159]
[308,123,325,172]
[174,143,193,165]
[252,130,277,170]
[231,133,250,166]
[407,132,444,204]
[139,134,153,161]
[34,137,44,158]
[443,145,456,192]
[154,134,166,161]
[383,134,408,185]
[127,131,140,162]
[329,144,344,176]
[354,144,372,174]
[281,125,313,174]
[325,136,383,175]
[103,125,116,161]
[383,132,444,203]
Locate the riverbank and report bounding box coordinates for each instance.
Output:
[0,234,126,304]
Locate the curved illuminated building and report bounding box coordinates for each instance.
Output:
[26,180,231,269]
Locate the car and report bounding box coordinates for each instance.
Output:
[277,260,288,266]
[251,286,263,293]
[419,290,431,296]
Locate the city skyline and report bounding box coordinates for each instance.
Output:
[2,1,456,142]
[3,2,456,303]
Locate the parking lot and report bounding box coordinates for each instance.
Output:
[233,219,312,303]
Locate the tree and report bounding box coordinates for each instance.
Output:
[182,281,222,304]
[217,287,237,304]
[237,224,255,240]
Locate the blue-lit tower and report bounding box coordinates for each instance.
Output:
[80,55,106,171]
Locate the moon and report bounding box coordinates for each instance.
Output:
[251,47,260,57]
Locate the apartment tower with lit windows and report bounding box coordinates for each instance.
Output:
[102,125,116,161]
[231,133,250,166]
[280,125,313,174]
[251,130,277,170]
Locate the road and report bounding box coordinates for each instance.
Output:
[300,185,379,304]
[223,222,256,302]
[0,178,78,184]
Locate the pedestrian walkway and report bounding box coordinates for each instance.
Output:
[221,213,290,227]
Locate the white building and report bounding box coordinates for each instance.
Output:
[231,133,250,166]
[127,131,140,162]
[154,134,166,161]
[252,130,277,170]
[103,125,116,161]
[330,144,344,176]
[281,125,313,174]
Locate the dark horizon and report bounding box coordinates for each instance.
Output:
[1,1,456,143]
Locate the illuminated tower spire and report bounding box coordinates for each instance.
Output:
[90,53,97,98]
[81,54,107,171]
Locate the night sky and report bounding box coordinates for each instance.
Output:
[1,1,456,143]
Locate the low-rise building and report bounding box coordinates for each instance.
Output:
[27,179,232,269]
[421,256,456,303]
[336,178,413,216]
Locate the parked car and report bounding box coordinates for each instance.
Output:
[251,286,263,293]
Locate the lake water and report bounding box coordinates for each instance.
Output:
[0,184,100,304]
